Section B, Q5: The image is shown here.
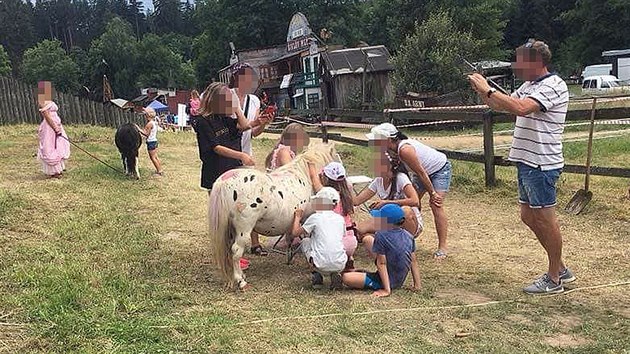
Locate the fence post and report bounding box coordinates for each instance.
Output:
[483,111,496,187]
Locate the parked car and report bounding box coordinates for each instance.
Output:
[581,75,627,95]
[581,64,612,82]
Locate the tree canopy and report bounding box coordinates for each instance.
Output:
[2,0,628,97]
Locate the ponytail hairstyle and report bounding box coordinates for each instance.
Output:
[385,152,408,201]
[198,82,229,117]
[392,130,408,141]
[322,175,354,216]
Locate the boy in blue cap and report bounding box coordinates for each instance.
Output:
[342,203,421,297]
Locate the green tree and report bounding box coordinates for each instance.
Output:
[152,0,182,34]
[392,11,482,96]
[0,0,36,72]
[0,45,12,76]
[136,34,195,89]
[429,0,510,59]
[560,0,630,71]
[21,39,80,92]
[86,17,139,98]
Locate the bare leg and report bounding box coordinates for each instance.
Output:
[530,206,564,283]
[148,149,162,174]
[520,204,566,278]
[419,191,448,258]
[342,272,368,289]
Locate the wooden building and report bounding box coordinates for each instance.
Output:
[321,45,394,109]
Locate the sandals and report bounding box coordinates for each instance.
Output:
[250,245,269,256]
[433,249,448,260]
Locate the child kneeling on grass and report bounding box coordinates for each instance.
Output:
[343,203,421,297]
[291,187,347,290]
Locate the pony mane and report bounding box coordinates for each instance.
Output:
[275,142,337,175]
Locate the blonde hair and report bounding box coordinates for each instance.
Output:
[265,123,310,169]
[191,90,200,99]
[143,107,156,118]
[198,82,230,117]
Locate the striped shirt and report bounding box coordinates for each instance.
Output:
[508,74,569,171]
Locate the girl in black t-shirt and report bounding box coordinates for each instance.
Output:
[196,82,261,189]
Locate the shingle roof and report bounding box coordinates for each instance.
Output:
[322,45,393,76]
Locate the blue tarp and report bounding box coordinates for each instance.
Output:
[147,100,169,112]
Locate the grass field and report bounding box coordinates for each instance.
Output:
[0,124,628,353]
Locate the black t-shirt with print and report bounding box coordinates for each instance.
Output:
[196,115,242,189]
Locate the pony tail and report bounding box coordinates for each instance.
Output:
[395,131,409,141]
[330,179,354,216]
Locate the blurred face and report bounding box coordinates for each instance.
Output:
[371,153,391,178]
[213,87,236,115]
[235,69,259,94]
[312,198,334,211]
[37,81,52,105]
[512,49,544,81]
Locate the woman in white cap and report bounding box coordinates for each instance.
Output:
[366,123,452,260]
[308,161,357,270]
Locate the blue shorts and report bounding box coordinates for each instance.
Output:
[364,272,383,290]
[412,161,452,193]
[147,141,158,151]
[517,163,562,208]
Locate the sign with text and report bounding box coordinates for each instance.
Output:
[287,37,312,52]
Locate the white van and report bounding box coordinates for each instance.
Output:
[581,75,624,94]
[581,64,612,81]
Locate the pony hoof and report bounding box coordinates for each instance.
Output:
[238,280,249,291]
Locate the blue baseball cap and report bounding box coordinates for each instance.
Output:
[370,204,405,224]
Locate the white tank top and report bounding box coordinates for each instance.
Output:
[397,139,447,176]
[147,121,158,142]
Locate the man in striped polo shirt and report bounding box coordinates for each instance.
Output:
[468,39,576,295]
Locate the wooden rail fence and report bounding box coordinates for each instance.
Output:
[0,76,139,127]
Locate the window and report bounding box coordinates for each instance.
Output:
[601,81,610,88]
[582,80,591,89]
[292,28,303,39]
[313,57,319,72]
[308,93,319,108]
[589,80,597,88]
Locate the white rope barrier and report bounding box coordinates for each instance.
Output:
[234,281,630,326]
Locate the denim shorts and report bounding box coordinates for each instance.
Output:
[147,141,158,151]
[517,163,562,208]
[364,272,383,290]
[412,161,452,193]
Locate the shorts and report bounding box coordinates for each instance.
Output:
[147,141,158,151]
[412,161,452,193]
[364,272,383,290]
[517,163,562,208]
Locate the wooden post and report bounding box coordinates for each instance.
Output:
[483,111,496,187]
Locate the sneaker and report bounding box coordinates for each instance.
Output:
[559,267,576,284]
[523,274,564,295]
[330,272,343,290]
[311,272,323,290]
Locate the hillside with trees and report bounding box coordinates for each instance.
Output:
[1,0,629,98]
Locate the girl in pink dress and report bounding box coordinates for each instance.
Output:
[37,81,70,178]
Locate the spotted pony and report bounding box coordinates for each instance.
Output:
[209,143,339,289]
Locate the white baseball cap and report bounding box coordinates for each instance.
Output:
[365,123,399,140]
[311,186,340,204]
[322,162,346,181]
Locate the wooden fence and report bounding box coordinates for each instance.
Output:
[0,76,139,127]
[269,104,630,187]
